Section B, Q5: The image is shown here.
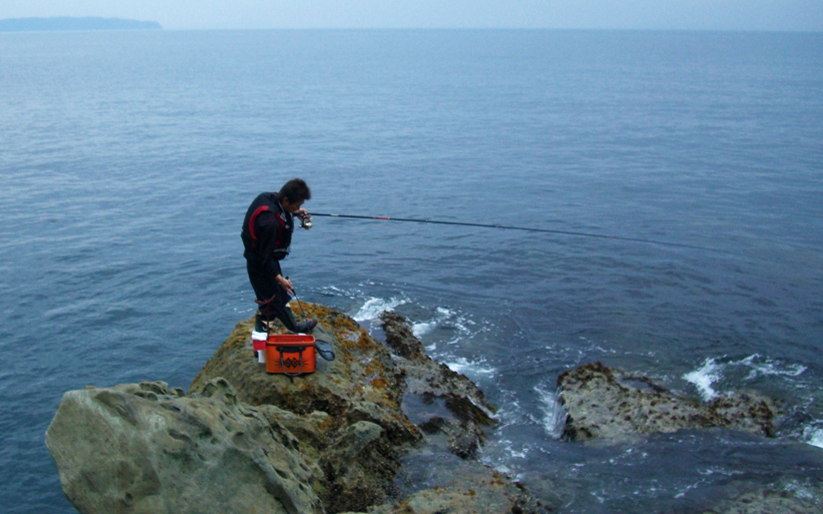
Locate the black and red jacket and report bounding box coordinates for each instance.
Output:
[241,192,294,278]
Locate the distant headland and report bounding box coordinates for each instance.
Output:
[0,17,162,32]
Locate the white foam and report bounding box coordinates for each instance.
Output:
[491,398,522,429]
[683,357,722,401]
[784,479,816,500]
[739,354,807,380]
[674,481,702,499]
[684,354,808,402]
[316,284,361,299]
[697,466,744,477]
[411,321,436,338]
[535,383,566,439]
[497,439,529,459]
[352,297,407,322]
[442,356,496,378]
[803,426,823,449]
[409,306,480,350]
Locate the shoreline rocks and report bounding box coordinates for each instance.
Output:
[47,302,549,514]
[46,302,796,514]
[380,310,496,459]
[45,378,323,514]
[557,361,781,443]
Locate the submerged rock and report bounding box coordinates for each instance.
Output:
[709,480,823,514]
[557,361,780,442]
[367,466,551,514]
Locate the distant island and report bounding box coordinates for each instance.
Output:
[0,17,162,32]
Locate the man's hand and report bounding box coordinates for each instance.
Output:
[277,275,294,296]
[294,208,310,222]
[295,209,312,229]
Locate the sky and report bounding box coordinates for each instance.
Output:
[0,0,821,32]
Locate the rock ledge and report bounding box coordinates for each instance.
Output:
[557,361,780,442]
[47,303,550,514]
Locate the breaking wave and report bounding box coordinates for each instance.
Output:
[683,354,822,448]
[352,296,408,322]
[535,382,566,439]
[683,357,723,401]
[683,354,808,402]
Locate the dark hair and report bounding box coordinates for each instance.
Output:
[277,178,312,204]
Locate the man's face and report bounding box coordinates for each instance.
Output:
[282,198,304,213]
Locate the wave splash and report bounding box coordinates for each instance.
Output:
[683,354,820,448]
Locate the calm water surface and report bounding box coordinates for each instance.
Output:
[1,29,822,513]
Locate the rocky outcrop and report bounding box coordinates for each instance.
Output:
[45,378,322,514]
[187,303,422,512]
[47,303,794,514]
[189,304,420,445]
[557,361,780,442]
[380,311,496,459]
[47,302,550,514]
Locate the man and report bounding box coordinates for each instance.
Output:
[241,178,317,333]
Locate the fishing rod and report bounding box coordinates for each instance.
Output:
[306,211,727,254]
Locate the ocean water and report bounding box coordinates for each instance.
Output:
[1,29,822,513]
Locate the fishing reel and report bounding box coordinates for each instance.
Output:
[299,216,312,230]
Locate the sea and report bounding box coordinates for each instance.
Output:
[1,29,821,513]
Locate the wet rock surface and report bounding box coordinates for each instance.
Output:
[557,361,781,442]
[380,310,496,460]
[706,481,823,514]
[554,362,823,513]
[48,303,550,514]
[188,303,424,512]
[48,306,807,514]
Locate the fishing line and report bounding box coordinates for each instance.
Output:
[308,212,728,254]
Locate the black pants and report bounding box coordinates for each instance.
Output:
[246,259,298,332]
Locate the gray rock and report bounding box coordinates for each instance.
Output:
[319,421,400,513]
[46,303,557,514]
[45,378,322,514]
[380,310,496,459]
[189,305,420,447]
[557,361,780,442]
[352,459,553,514]
[256,404,335,461]
[188,304,423,512]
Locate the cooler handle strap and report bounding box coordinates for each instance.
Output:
[278,346,306,378]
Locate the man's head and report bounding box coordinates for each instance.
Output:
[277,178,311,212]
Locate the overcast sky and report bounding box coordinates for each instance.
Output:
[1,0,821,31]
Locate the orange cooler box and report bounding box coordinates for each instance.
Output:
[266,334,316,375]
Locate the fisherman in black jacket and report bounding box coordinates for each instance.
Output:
[241,178,316,333]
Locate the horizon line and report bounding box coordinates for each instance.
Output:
[1,15,821,33]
